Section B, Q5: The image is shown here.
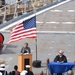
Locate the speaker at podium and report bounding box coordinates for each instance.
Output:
[18,53,32,72]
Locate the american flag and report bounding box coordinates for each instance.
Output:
[8,16,36,44]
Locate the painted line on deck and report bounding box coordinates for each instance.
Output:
[67,10,75,12]
[36,0,71,16]
[37,31,75,34]
[36,21,43,23]
[46,21,60,24]
[37,21,75,24]
[62,22,75,24]
[50,10,63,12]
[1,30,75,34]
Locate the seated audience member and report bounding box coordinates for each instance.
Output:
[40,71,44,75]
[8,72,12,75]
[9,65,20,75]
[26,65,34,75]
[14,65,20,75]
[0,64,8,75]
[21,43,31,54]
[54,50,67,63]
[46,58,50,75]
[54,50,67,75]
[11,71,15,75]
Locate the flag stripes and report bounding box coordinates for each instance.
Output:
[8,16,36,44]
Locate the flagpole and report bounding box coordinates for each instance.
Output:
[31,0,37,61]
[35,37,37,61]
[31,0,41,67]
[34,6,38,61]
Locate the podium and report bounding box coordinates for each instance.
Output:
[18,53,32,72]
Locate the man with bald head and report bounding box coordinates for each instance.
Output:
[54,50,67,75]
[54,50,67,63]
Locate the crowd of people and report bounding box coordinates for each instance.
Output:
[0,64,34,75]
[0,42,74,75]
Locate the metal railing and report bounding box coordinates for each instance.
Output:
[0,0,63,25]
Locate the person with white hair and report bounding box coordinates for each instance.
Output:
[0,64,8,75]
[54,50,67,63]
[54,50,67,75]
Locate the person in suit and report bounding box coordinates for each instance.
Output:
[54,50,67,75]
[54,50,67,63]
[8,65,20,75]
[21,43,31,54]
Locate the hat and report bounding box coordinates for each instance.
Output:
[0,64,5,67]
[0,64,5,71]
[26,65,30,68]
[0,67,5,71]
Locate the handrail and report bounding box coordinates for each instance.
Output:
[0,0,65,25]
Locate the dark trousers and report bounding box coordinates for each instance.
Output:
[57,73,62,75]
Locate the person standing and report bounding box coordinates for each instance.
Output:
[9,65,20,75]
[21,43,31,54]
[13,65,20,75]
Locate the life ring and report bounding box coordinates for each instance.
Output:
[0,33,4,43]
[0,33,4,50]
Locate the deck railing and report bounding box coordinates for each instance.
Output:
[0,0,63,25]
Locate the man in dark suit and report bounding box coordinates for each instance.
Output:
[54,50,67,75]
[54,50,67,63]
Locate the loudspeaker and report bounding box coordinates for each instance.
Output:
[32,60,41,68]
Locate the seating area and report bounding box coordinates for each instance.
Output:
[0,57,75,75]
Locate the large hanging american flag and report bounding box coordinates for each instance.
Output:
[8,16,36,44]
